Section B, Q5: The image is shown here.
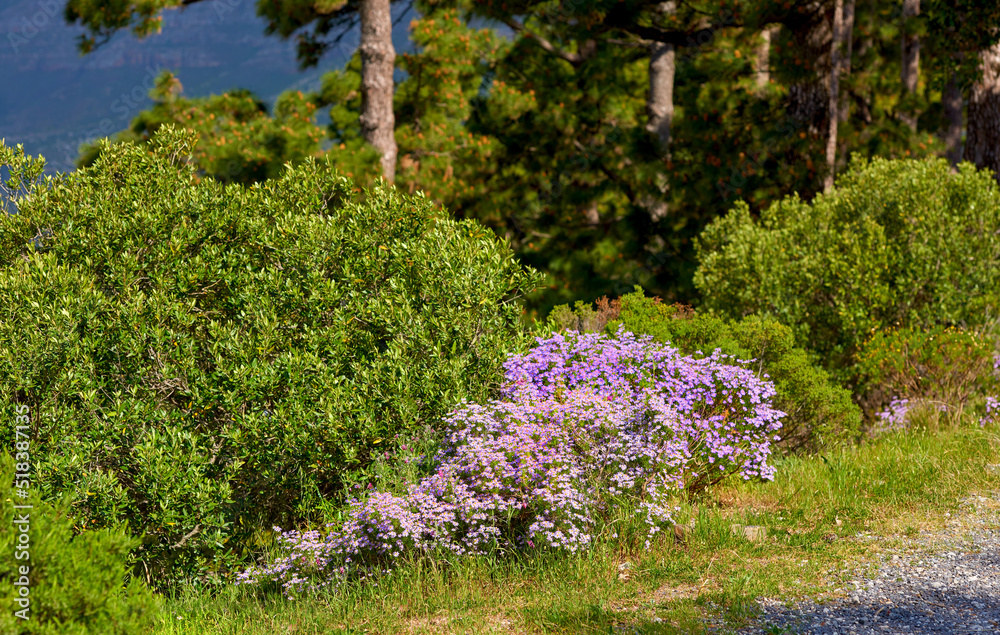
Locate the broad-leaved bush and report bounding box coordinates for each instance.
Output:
[0,454,160,634]
[0,127,542,587]
[858,327,999,432]
[695,157,1000,376]
[544,296,622,335]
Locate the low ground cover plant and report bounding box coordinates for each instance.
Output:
[857,326,999,432]
[0,128,542,587]
[694,156,1000,377]
[236,328,784,596]
[544,289,860,452]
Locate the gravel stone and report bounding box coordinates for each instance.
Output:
[730,492,1000,635]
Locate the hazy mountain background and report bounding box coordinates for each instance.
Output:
[0,0,416,174]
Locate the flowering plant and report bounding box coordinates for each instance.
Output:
[981,354,1000,427]
[503,328,785,490]
[857,325,998,425]
[982,396,999,426]
[237,328,784,596]
[874,397,912,433]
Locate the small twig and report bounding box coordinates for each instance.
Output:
[171,524,201,550]
[697,554,719,596]
[916,592,950,609]
[503,18,595,68]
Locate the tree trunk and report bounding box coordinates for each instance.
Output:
[642,1,675,221]
[646,1,676,156]
[359,0,397,182]
[824,0,844,193]
[900,0,920,131]
[853,16,874,126]
[755,26,775,91]
[838,0,855,122]
[964,43,1000,183]
[842,0,855,75]
[943,71,964,168]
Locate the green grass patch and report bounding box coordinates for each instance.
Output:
[151,423,1000,634]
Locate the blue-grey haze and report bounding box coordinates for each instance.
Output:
[0,0,416,174]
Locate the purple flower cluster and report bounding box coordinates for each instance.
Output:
[236,328,784,596]
[874,397,911,433]
[503,328,785,488]
[979,354,1000,427]
[983,396,999,427]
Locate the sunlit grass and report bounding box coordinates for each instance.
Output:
[151,422,1000,634]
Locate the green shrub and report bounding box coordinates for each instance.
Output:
[543,296,622,334]
[855,325,999,427]
[0,127,542,588]
[545,289,861,452]
[694,156,1000,377]
[0,453,160,634]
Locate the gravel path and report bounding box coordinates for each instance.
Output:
[734,491,1000,635]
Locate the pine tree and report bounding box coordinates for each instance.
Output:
[64,0,404,180]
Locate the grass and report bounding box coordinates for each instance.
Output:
[150,423,1000,634]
